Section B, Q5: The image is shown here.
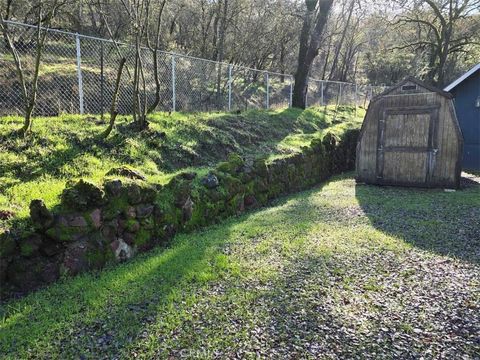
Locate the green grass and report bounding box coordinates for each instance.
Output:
[0,174,478,358]
[0,106,364,233]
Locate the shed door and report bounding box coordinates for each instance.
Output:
[376,105,439,186]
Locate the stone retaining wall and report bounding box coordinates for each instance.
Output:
[0,129,359,296]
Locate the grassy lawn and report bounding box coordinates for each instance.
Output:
[1,174,478,358]
[0,106,363,234]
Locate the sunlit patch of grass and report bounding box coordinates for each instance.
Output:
[1,175,478,358]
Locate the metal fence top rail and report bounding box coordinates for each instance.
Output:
[3,19,361,86]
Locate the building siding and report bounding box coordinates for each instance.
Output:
[451,71,480,170]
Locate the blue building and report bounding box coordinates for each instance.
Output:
[444,64,480,170]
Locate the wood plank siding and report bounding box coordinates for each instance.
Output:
[356,78,463,188]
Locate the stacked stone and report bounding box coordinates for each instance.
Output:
[0,129,360,296]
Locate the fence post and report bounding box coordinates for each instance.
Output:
[171,55,176,112]
[289,76,293,108]
[75,34,84,114]
[339,83,343,106]
[355,83,358,116]
[228,64,232,111]
[100,41,105,120]
[305,79,308,108]
[265,72,270,109]
[321,81,324,106]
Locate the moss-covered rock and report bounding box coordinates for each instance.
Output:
[229,193,245,215]
[0,232,17,258]
[134,228,153,252]
[217,173,245,199]
[140,216,155,230]
[244,194,257,208]
[201,173,220,189]
[45,216,90,243]
[101,219,119,243]
[216,153,244,175]
[167,177,192,208]
[104,178,123,197]
[178,171,197,181]
[136,204,154,219]
[253,157,268,177]
[182,197,194,223]
[62,239,104,276]
[7,256,59,291]
[20,234,43,258]
[310,137,324,153]
[61,179,104,211]
[106,165,146,181]
[123,180,157,205]
[125,219,140,233]
[322,132,340,152]
[29,199,54,231]
[103,195,129,221]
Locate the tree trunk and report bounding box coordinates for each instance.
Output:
[292,0,334,109]
[103,58,126,138]
[216,0,228,108]
[328,0,355,81]
[147,0,167,114]
[1,1,59,136]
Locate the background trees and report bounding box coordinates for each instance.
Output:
[392,0,480,86]
[0,0,67,135]
[1,0,478,97]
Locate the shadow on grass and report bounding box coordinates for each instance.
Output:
[0,107,335,186]
[0,177,338,358]
[355,176,480,264]
[262,248,479,358]
[0,220,233,357]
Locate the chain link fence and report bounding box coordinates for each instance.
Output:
[0,21,387,117]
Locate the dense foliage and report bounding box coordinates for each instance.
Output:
[2,0,479,86]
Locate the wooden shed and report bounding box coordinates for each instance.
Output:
[356,77,463,188]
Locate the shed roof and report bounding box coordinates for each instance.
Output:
[444,63,480,92]
[375,76,453,100]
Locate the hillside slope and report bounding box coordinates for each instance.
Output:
[0,106,364,228]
